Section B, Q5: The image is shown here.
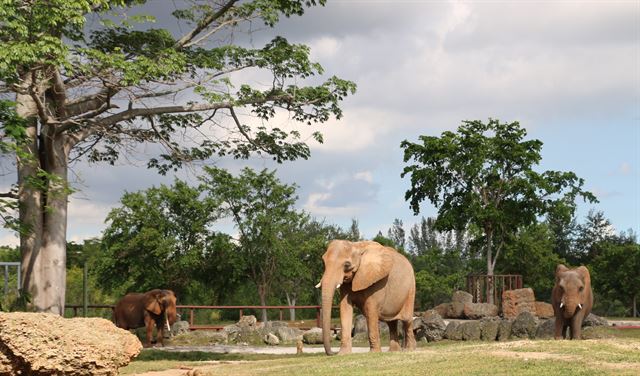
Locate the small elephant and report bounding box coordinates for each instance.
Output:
[552,264,593,340]
[114,289,178,347]
[318,240,416,355]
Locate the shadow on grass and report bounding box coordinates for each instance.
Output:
[135,350,316,362]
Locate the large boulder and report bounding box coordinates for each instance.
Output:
[302,328,324,344]
[237,315,258,330]
[463,303,499,319]
[452,290,474,304]
[170,320,191,336]
[497,319,513,341]
[273,327,303,343]
[223,324,242,342]
[511,311,539,339]
[415,310,446,342]
[169,330,228,346]
[479,318,500,341]
[535,319,555,339]
[502,288,536,319]
[534,302,554,319]
[446,302,466,319]
[583,314,608,327]
[460,321,481,341]
[263,321,289,329]
[353,315,389,335]
[0,312,141,376]
[433,303,449,318]
[444,321,463,340]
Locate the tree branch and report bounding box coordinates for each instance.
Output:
[174,0,240,49]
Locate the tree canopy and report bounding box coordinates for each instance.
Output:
[401,119,596,301]
[0,0,355,314]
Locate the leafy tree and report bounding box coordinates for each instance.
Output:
[95,180,238,304]
[401,119,596,303]
[574,209,617,264]
[345,218,362,241]
[591,239,640,317]
[497,223,566,302]
[200,167,304,322]
[0,0,355,314]
[386,218,406,251]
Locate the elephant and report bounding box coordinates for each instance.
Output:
[114,289,178,347]
[318,240,416,355]
[551,264,593,340]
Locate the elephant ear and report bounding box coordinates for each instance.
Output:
[352,247,393,292]
[145,293,162,315]
[555,264,569,282]
[576,266,591,284]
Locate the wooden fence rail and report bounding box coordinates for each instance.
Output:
[65,304,332,330]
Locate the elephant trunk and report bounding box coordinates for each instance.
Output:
[561,298,581,319]
[321,279,337,356]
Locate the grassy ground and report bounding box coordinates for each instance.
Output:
[121,328,640,375]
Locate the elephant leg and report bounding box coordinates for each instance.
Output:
[570,313,584,340]
[388,320,400,352]
[338,293,354,355]
[403,318,416,350]
[554,317,564,340]
[144,315,154,347]
[364,305,381,352]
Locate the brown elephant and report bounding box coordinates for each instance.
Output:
[319,240,416,355]
[114,289,178,347]
[551,264,593,340]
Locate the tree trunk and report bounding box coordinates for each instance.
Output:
[16,84,70,315]
[633,295,637,318]
[258,284,268,323]
[286,292,296,321]
[485,228,495,305]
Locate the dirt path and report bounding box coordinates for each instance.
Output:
[155,345,385,355]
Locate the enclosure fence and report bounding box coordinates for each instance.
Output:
[466,274,523,307]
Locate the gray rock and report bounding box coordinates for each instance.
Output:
[447,302,466,319]
[452,290,474,304]
[535,319,555,339]
[511,311,539,339]
[274,326,303,343]
[170,320,190,336]
[583,314,608,327]
[464,303,499,319]
[479,318,500,341]
[302,328,324,344]
[414,310,447,342]
[497,319,513,341]
[353,314,389,335]
[444,321,463,340]
[264,333,280,346]
[263,321,289,329]
[223,324,241,342]
[237,315,258,330]
[460,321,481,341]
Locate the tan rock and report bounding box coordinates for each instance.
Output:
[501,288,536,319]
[535,301,554,319]
[463,302,499,319]
[0,312,142,375]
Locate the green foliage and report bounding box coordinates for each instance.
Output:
[591,240,640,316]
[401,119,596,275]
[95,180,238,303]
[497,223,566,302]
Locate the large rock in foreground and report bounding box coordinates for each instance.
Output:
[0,312,141,375]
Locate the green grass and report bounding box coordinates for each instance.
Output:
[120,330,640,375]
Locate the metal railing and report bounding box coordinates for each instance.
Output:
[65,304,332,330]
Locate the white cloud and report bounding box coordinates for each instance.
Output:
[303,192,364,217]
[354,171,373,183]
[0,233,19,247]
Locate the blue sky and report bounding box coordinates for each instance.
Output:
[1,0,638,245]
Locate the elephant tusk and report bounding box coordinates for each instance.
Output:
[336,283,341,289]
[560,302,564,309]
[578,303,583,310]
[166,317,171,332]
[315,282,322,289]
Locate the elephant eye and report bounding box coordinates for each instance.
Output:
[579,286,584,292]
[343,261,352,271]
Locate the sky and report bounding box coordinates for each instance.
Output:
[1,0,639,246]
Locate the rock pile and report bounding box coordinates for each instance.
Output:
[0,312,141,375]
